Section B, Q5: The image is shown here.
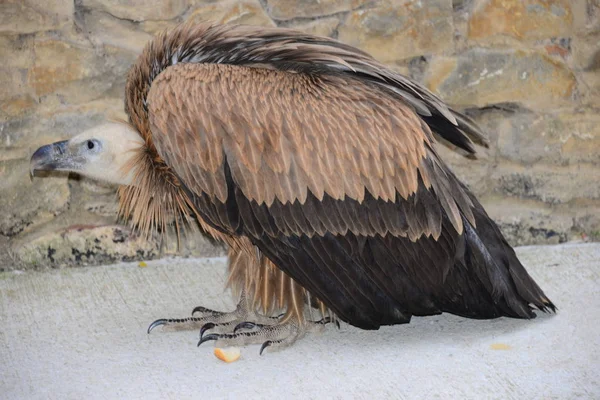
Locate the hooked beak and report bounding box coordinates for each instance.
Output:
[30,140,81,177]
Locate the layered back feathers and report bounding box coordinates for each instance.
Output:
[121,22,487,237]
[125,23,487,161]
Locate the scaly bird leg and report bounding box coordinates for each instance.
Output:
[195,291,285,337]
[148,246,338,354]
[147,289,279,334]
[198,315,338,355]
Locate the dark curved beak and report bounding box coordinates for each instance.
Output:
[30,140,72,177]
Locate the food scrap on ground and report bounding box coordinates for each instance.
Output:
[214,347,241,363]
[490,343,512,350]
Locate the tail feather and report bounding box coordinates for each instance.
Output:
[464,195,556,318]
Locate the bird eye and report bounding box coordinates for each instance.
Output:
[83,139,101,153]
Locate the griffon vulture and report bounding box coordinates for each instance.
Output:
[30,23,555,354]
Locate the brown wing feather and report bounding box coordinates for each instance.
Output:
[147,62,472,238]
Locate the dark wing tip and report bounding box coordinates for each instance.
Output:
[453,110,490,149]
[538,298,557,314]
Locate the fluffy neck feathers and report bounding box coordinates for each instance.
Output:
[118,146,193,239]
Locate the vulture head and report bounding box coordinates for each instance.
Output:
[30,122,144,186]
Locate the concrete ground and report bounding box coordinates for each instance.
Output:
[1,243,599,399]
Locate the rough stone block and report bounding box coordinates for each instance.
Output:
[0,0,73,34]
[0,35,34,70]
[287,17,341,38]
[1,109,112,153]
[489,205,570,245]
[80,0,188,22]
[138,20,178,36]
[435,144,495,198]
[0,69,34,119]
[556,111,600,165]
[0,160,70,238]
[483,197,599,245]
[27,39,97,98]
[424,49,576,109]
[24,35,132,106]
[571,32,600,105]
[12,28,131,111]
[187,0,275,27]
[468,0,574,42]
[458,106,600,166]
[338,0,454,63]
[497,109,600,166]
[13,225,159,268]
[265,0,361,20]
[572,0,600,35]
[82,11,154,53]
[490,163,600,205]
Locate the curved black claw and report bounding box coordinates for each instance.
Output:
[315,317,340,329]
[192,306,213,316]
[259,340,272,356]
[233,321,259,334]
[147,319,168,334]
[199,322,216,340]
[197,333,219,347]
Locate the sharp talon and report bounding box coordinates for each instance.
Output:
[233,321,257,333]
[147,319,168,334]
[199,322,215,340]
[335,319,340,329]
[197,333,219,347]
[192,306,210,315]
[259,340,272,356]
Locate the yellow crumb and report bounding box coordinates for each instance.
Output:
[490,343,512,350]
[214,347,241,363]
[138,261,147,268]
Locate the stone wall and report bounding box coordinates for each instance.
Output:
[1,0,598,270]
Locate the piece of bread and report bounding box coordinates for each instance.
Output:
[214,347,241,363]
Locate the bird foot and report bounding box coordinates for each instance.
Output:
[147,291,338,355]
[146,292,277,334]
[198,317,337,354]
[197,311,283,338]
[147,315,210,333]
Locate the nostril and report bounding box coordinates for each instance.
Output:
[52,140,69,156]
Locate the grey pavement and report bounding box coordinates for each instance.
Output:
[1,243,599,399]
